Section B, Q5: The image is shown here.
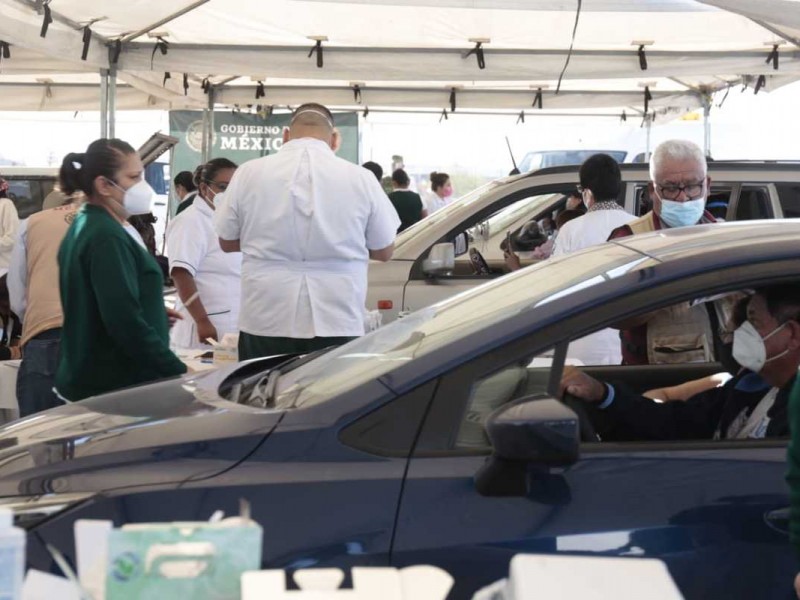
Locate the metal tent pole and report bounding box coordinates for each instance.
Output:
[201,87,215,162]
[100,69,109,138]
[108,67,117,139]
[703,96,712,158]
[645,114,652,162]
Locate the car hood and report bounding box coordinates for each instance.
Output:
[0,364,284,497]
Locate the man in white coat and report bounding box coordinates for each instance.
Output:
[551,153,635,257]
[552,153,636,365]
[215,103,400,360]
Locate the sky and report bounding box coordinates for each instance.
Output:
[0,79,796,183]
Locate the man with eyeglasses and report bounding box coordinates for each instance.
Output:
[607,139,717,365]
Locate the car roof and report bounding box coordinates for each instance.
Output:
[509,160,800,181]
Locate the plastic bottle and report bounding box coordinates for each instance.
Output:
[0,508,24,600]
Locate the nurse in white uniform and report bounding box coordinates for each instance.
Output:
[167,158,241,349]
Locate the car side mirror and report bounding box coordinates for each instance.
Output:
[474,397,579,497]
[422,242,455,276]
[453,232,468,257]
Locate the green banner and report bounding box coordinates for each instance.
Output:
[168,110,359,212]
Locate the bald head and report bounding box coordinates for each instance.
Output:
[285,103,335,144]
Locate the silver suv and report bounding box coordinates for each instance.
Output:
[367,161,800,322]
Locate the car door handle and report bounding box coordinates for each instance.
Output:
[764,507,790,535]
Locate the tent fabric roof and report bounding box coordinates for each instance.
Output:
[0,0,796,115]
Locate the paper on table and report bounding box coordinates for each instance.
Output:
[22,570,81,600]
[76,519,113,600]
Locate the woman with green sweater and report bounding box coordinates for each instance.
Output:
[55,138,187,402]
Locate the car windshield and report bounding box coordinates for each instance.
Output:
[273,243,648,409]
[393,179,504,251]
[519,150,628,173]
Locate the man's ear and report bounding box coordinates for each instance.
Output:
[282,127,291,144]
[330,128,342,153]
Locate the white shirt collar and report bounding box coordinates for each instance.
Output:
[282,137,333,153]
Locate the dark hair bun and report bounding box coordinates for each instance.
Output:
[59,152,86,196]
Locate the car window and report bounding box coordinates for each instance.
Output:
[6,180,39,218]
[735,185,773,221]
[423,285,766,455]
[776,183,800,218]
[461,192,567,266]
[455,350,560,450]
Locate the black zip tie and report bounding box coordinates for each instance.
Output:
[81,26,91,61]
[620,110,627,122]
[439,108,448,123]
[754,74,766,95]
[0,42,10,61]
[308,40,323,68]
[183,73,189,95]
[40,2,53,38]
[363,106,369,118]
[255,81,265,99]
[201,78,210,94]
[516,110,525,124]
[766,44,779,70]
[111,39,122,65]
[163,71,171,86]
[643,85,652,113]
[465,41,486,70]
[556,0,582,93]
[638,45,648,70]
[449,88,456,112]
[151,36,169,69]
[353,84,361,103]
[532,88,542,109]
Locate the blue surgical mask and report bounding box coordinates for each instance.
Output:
[658,196,705,228]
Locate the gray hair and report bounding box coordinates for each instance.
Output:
[649,139,707,181]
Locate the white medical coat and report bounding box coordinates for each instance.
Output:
[554,205,636,366]
[168,196,242,348]
[214,138,399,338]
[551,206,636,257]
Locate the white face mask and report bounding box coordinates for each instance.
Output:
[107,178,154,215]
[732,320,789,373]
[210,190,225,209]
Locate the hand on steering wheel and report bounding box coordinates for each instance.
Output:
[469,247,491,275]
[559,365,603,442]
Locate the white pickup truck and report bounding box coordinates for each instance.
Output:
[367,161,800,323]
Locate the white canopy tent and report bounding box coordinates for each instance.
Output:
[0,0,797,154]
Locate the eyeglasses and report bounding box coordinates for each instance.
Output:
[205,179,228,192]
[657,181,704,200]
[576,185,585,193]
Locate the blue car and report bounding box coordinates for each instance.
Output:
[3,220,799,599]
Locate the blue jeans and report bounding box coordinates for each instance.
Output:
[16,328,62,417]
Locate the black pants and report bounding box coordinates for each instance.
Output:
[238,332,355,361]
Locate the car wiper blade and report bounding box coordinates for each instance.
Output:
[248,369,281,409]
[240,346,337,408]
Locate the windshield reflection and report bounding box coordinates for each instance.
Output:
[274,243,647,409]
[394,179,502,249]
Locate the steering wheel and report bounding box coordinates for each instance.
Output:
[561,392,601,442]
[468,247,491,275]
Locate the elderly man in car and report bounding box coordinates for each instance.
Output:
[560,284,800,441]
[608,139,718,366]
